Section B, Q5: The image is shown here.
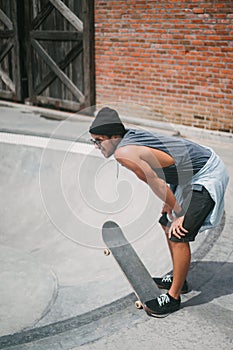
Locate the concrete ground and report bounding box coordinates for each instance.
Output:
[0,102,232,350]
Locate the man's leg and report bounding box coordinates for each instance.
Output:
[168,241,191,300]
[161,224,174,263]
[167,187,215,299]
[146,188,215,316]
[160,225,190,297]
[158,187,215,296]
[145,239,190,317]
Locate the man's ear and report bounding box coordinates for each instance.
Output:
[111,135,121,139]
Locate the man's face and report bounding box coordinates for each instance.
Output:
[90,134,120,158]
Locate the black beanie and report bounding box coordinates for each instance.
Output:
[89,107,126,136]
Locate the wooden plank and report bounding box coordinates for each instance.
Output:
[31,38,85,102]
[83,0,95,107]
[0,90,16,100]
[10,0,22,100]
[49,0,83,33]
[0,30,14,39]
[0,68,16,92]
[30,95,81,111]
[30,30,82,41]
[0,41,13,62]
[23,0,34,99]
[32,2,54,30]
[0,9,13,30]
[35,42,83,95]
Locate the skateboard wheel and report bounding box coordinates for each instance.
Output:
[104,248,111,256]
[135,300,143,309]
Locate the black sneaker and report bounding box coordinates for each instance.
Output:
[145,293,181,318]
[153,274,190,294]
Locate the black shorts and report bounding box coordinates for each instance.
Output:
[159,186,215,242]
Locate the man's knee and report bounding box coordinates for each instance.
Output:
[169,240,190,251]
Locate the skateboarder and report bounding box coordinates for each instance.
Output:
[89,107,229,317]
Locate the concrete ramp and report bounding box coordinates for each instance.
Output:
[0,133,173,337]
[0,106,233,350]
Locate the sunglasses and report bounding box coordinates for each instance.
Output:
[90,138,103,148]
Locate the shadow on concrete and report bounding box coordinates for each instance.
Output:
[183,260,233,308]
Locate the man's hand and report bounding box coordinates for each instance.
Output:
[168,216,188,240]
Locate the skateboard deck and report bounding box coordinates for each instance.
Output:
[102,221,160,311]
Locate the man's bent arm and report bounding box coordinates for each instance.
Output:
[115,149,182,213]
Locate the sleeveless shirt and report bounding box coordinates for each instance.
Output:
[117,129,211,185]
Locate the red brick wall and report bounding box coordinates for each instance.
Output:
[94,0,233,133]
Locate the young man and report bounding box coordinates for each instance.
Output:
[89,107,229,317]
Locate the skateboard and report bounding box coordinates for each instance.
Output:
[102,221,160,312]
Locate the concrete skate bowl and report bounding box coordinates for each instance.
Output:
[0,131,174,347]
[0,131,226,349]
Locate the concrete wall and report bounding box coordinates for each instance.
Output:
[94,0,233,133]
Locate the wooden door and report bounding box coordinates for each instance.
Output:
[24,0,95,111]
[0,0,22,101]
[0,0,95,111]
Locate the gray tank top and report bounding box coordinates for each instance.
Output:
[117,129,211,185]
